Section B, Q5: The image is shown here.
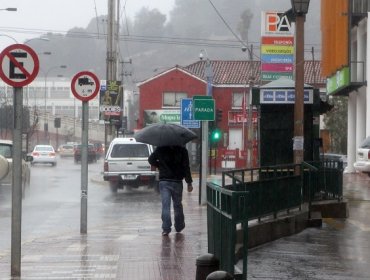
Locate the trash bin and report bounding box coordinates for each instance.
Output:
[195,253,219,280]
[206,270,234,280]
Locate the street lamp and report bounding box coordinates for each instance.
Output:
[291,0,310,166]
[42,65,67,143]
[0,7,17,11]
[199,49,213,96]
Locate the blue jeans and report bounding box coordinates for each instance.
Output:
[159,180,184,233]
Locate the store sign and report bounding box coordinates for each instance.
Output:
[143,109,180,126]
[326,66,350,95]
[260,89,314,104]
[261,11,294,82]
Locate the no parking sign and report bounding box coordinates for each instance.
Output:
[0,44,39,87]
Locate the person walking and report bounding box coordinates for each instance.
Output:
[148,145,193,236]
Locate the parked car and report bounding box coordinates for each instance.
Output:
[74,144,97,163]
[58,144,75,157]
[354,136,370,176]
[0,140,32,196]
[103,137,158,192]
[31,145,57,166]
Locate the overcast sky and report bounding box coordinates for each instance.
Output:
[0,0,175,49]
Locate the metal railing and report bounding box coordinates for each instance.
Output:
[207,160,343,279]
[207,182,248,280]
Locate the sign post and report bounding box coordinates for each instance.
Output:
[193,96,215,205]
[0,44,39,277]
[71,71,100,234]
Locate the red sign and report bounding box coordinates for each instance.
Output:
[261,36,294,46]
[0,44,39,87]
[261,63,293,72]
[71,71,100,102]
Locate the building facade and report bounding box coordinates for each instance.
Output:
[321,0,369,172]
[137,60,325,169]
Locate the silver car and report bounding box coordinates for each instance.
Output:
[0,140,32,195]
[354,136,370,176]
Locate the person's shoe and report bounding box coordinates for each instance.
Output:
[162,231,170,236]
[175,223,185,233]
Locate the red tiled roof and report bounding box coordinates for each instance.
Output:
[182,60,326,86]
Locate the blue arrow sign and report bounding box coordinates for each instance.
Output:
[181,98,200,128]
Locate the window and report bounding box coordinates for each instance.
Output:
[111,144,149,158]
[163,92,187,107]
[232,92,245,108]
[0,144,12,158]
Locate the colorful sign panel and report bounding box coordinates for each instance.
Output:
[260,89,314,104]
[261,11,294,82]
[99,80,122,124]
[326,66,350,95]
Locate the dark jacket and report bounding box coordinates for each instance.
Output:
[148,146,193,184]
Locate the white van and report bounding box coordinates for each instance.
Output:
[103,137,158,192]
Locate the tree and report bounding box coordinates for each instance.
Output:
[323,96,348,154]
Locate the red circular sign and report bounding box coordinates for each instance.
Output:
[0,44,39,87]
[71,71,100,102]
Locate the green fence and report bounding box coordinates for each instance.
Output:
[207,182,248,280]
[303,160,344,201]
[207,161,343,279]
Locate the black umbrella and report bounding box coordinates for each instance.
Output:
[134,123,197,147]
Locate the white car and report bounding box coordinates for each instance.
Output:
[31,145,57,166]
[0,140,32,194]
[354,136,370,176]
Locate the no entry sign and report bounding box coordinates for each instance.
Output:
[71,71,100,102]
[0,44,39,87]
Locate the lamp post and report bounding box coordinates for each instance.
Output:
[199,49,213,97]
[291,0,310,167]
[198,49,214,204]
[42,65,67,143]
[0,7,17,11]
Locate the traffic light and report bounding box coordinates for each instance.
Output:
[211,128,222,142]
[54,117,61,128]
[216,109,223,124]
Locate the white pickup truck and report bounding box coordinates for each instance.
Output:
[103,137,158,192]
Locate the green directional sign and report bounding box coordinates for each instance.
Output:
[193,98,215,121]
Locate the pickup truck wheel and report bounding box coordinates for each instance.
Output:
[109,181,118,193]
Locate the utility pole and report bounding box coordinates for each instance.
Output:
[247,45,255,168]
[105,0,119,150]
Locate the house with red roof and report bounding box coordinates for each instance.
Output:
[137,60,325,169]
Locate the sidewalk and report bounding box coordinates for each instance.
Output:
[0,180,209,279]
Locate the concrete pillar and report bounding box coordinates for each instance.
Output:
[196,254,220,280]
[356,22,367,153]
[356,87,366,149]
[347,92,357,172]
[366,14,370,136]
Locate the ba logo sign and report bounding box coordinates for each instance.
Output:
[261,11,293,36]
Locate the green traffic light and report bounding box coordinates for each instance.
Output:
[211,129,222,142]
